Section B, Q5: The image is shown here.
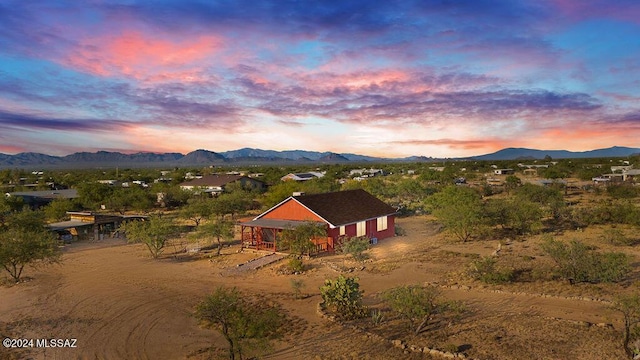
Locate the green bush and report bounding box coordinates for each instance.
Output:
[603,228,635,246]
[370,309,384,325]
[573,201,640,226]
[541,237,631,283]
[339,236,370,261]
[320,275,367,319]
[382,284,466,335]
[468,256,514,284]
[607,184,639,199]
[287,257,305,273]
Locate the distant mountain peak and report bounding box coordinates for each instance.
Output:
[1,145,638,169]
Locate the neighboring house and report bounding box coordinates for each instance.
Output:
[5,189,79,209]
[240,189,397,253]
[622,169,640,182]
[493,169,515,175]
[97,180,121,186]
[517,164,549,169]
[179,174,266,194]
[280,172,325,181]
[349,168,385,177]
[611,165,633,173]
[48,211,146,242]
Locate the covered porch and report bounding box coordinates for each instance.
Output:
[239,218,333,253]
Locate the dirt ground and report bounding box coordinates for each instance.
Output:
[0,215,634,360]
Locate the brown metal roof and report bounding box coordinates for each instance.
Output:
[291,189,396,226]
[240,218,322,229]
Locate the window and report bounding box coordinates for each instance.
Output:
[377,216,388,231]
[339,226,345,236]
[356,221,366,237]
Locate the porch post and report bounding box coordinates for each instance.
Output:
[273,228,277,252]
[240,225,245,250]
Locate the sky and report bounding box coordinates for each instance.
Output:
[0,0,639,158]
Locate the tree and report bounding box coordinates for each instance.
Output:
[382,285,450,334]
[427,186,484,242]
[77,182,114,210]
[613,293,640,359]
[120,215,176,259]
[280,222,326,256]
[541,237,630,284]
[152,184,190,208]
[193,218,235,256]
[195,286,285,360]
[339,236,370,262]
[213,190,254,220]
[504,175,521,194]
[0,209,60,281]
[320,275,367,319]
[486,199,543,235]
[180,199,213,227]
[44,198,76,222]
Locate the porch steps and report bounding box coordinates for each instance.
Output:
[222,253,287,276]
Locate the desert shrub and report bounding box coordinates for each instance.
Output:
[484,199,543,235]
[382,284,465,334]
[541,237,631,283]
[426,186,484,242]
[612,293,640,358]
[467,256,514,284]
[574,201,640,226]
[607,184,639,199]
[443,343,460,354]
[280,222,326,256]
[339,236,370,261]
[195,287,285,360]
[481,184,494,197]
[603,228,636,246]
[394,225,407,236]
[515,183,563,205]
[370,309,384,325]
[290,278,305,299]
[320,275,367,319]
[287,257,305,273]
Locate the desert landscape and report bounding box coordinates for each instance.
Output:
[2,2,640,359]
[1,214,633,360]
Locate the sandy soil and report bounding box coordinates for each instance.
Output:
[0,216,632,360]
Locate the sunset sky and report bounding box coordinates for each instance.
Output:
[0,1,639,158]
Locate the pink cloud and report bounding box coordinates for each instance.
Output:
[392,138,508,151]
[0,144,25,154]
[63,31,223,82]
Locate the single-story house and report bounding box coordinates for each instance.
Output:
[622,169,640,182]
[349,168,385,177]
[611,165,633,173]
[5,189,78,209]
[179,174,266,194]
[493,169,515,175]
[240,189,397,253]
[47,211,140,241]
[280,172,325,181]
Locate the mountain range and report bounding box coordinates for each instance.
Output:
[0,146,638,169]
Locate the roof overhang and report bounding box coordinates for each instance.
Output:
[47,220,94,231]
[239,218,324,230]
